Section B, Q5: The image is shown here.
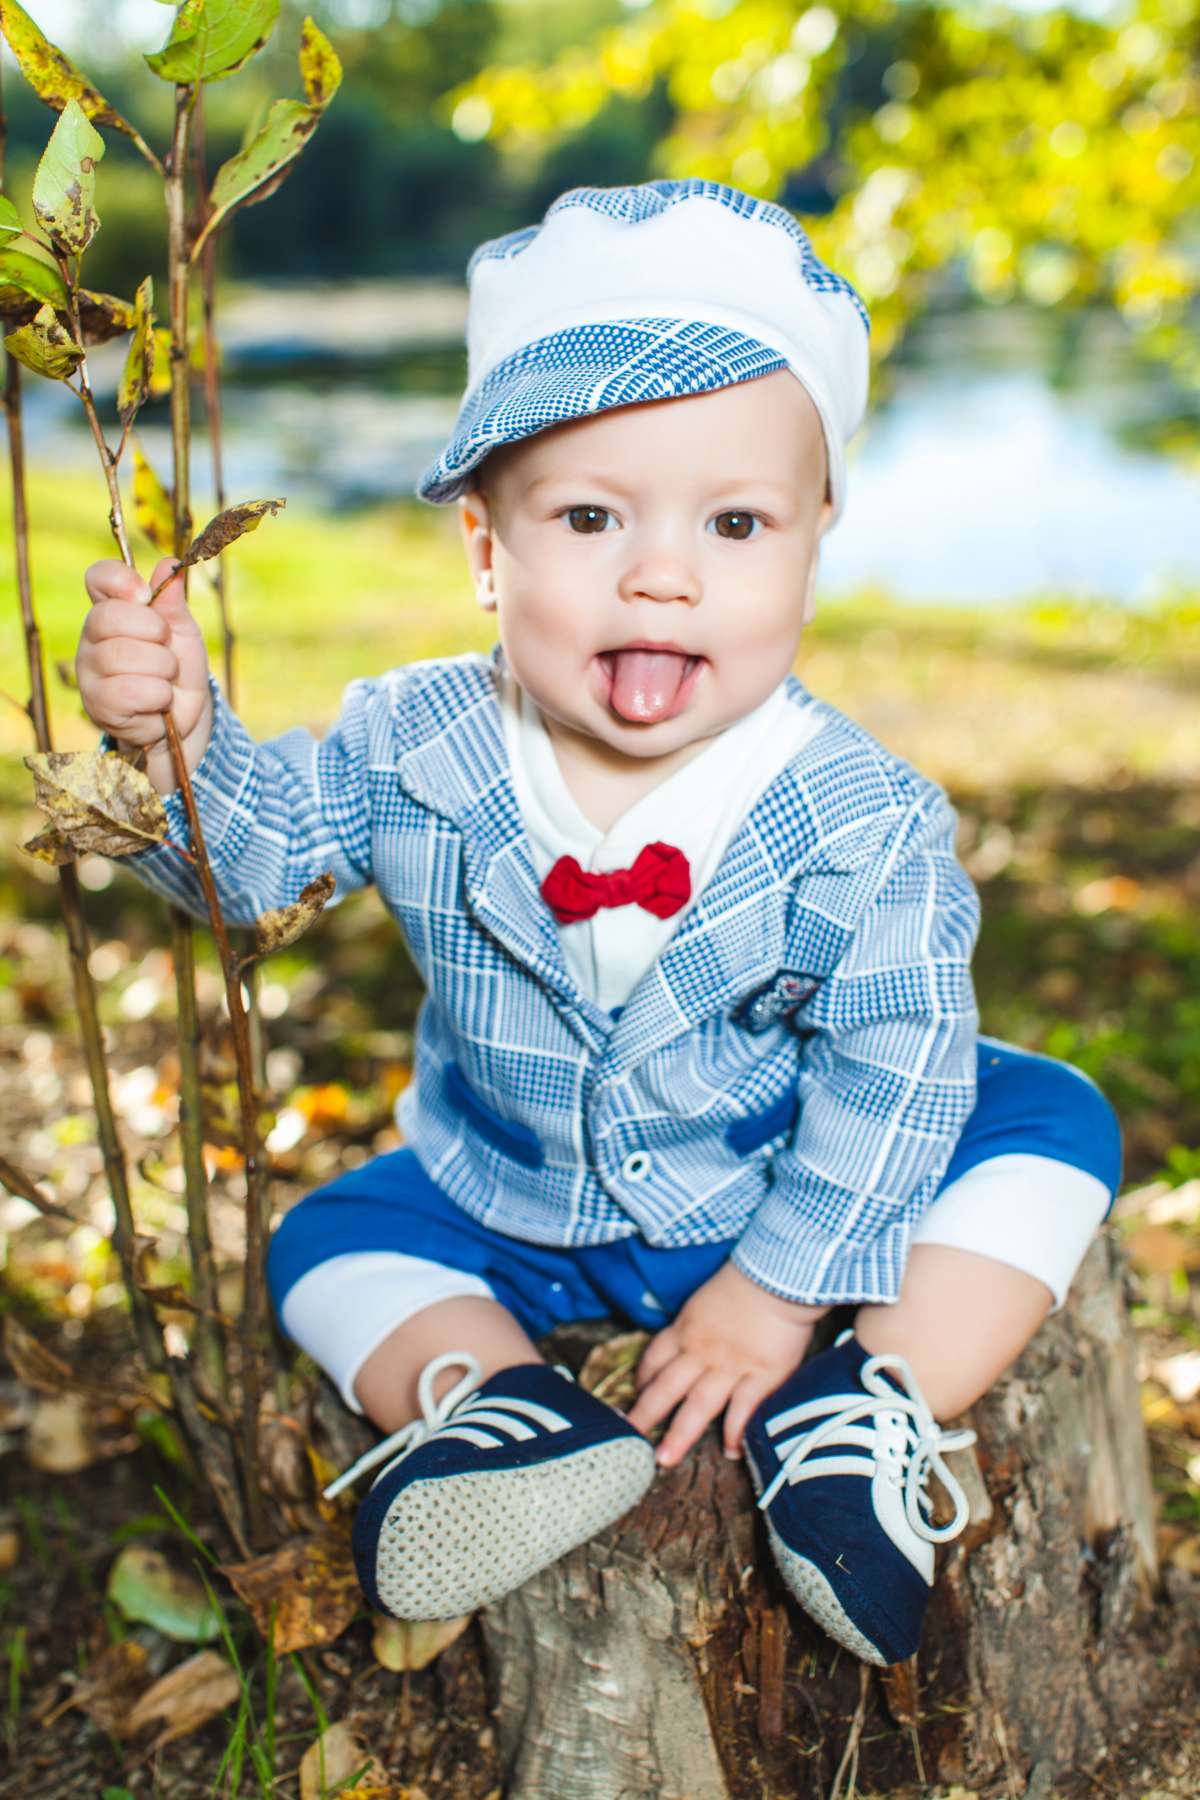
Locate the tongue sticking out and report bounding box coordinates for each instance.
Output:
[606,649,693,724]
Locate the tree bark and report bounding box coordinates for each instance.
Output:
[479,1231,1169,1798]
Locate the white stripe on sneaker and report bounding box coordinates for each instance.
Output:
[454,1396,572,1433]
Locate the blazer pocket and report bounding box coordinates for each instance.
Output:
[724,1089,800,1157]
[443,1061,545,1170]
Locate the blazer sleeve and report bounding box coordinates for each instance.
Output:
[97,671,383,928]
[730,786,981,1308]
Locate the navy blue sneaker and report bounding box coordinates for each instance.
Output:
[743,1330,976,1665]
[324,1351,656,1621]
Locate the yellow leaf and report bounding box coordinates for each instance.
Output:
[299,16,342,107]
[118,276,154,426]
[3,299,82,379]
[132,437,175,554]
[0,0,154,155]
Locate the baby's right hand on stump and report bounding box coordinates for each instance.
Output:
[78,557,214,793]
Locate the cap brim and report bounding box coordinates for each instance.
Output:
[417,317,798,505]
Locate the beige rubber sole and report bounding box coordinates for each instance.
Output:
[373,1435,657,1621]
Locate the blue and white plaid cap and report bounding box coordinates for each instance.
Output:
[417,179,870,527]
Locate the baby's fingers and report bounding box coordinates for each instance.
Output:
[84,558,151,609]
[722,1372,782,1462]
[654,1369,735,1469]
[626,1349,697,1439]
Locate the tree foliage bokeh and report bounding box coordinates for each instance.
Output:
[447,0,1200,436]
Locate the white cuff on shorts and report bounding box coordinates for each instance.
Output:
[910,1152,1111,1310]
[279,1250,496,1412]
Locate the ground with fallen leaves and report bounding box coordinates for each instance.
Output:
[1,583,1198,1797]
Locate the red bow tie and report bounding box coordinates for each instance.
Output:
[540,842,691,925]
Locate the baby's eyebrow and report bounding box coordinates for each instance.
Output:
[523,473,797,500]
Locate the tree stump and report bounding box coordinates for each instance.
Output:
[479,1232,1166,1798]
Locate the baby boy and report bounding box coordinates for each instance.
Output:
[78,181,1121,1665]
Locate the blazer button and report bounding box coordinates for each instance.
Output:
[621,1149,653,1183]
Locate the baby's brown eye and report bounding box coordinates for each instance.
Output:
[566,506,611,533]
[714,511,758,540]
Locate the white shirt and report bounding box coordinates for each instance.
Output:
[498,665,823,1012]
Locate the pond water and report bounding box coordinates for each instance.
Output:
[17,281,1199,606]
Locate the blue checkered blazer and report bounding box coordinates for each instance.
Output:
[105,647,981,1305]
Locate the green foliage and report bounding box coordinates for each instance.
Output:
[451,0,1200,431]
[145,0,282,86]
[193,20,344,259]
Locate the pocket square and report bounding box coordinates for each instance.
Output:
[733,970,821,1034]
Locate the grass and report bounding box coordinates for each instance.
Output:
[1,464,1197,789]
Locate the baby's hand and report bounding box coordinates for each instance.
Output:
[627,1260,828,1468]
[78,556,214,794]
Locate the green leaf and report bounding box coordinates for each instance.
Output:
[191,18,339,260]
[0,246,67,316]
[0,0,156,161]
[145,0,281,85]
[0,194,22,240]
[196,98,319,256]
[3,300,82,379]
[106,1545,222,1644]
[118,277,155,428]
[32,96,105,255]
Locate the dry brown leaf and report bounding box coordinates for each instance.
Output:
[122,1649,240,1749]
[262,1412,314,1502]
[1165,1534,1200,1575]
[26,1393,96,1473]
[23,746,170,859]
[77,288,137,345]
[879,1656,920,1727]
[1126,1224,1200,1276]
[578,1330,650,1413]
[298,1721,393,1799]
[67,1641,151,1735]
[371,1612,471,1672]
[0,1529,20,1574]
[20,824,75,865]
[169,498,285,578]
[252,871,336,958]
[3,1316,157,1410]
[221,1528,360,1654]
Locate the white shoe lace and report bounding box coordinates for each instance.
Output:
[755,1345,978,1545]
[323,1351,484,1500]
[322,1351,576,1501]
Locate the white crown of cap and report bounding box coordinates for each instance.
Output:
[465,183,870,519]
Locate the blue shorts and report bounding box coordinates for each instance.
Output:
[267,1038,1121,1342]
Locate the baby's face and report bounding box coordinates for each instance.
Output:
[459,369,832,772]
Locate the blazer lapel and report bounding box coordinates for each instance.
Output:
[395,652,614,1045]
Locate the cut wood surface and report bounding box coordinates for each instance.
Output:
[476,1231,1177,1799]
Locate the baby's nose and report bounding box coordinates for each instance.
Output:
[618,552,701,606]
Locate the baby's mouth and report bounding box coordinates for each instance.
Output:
[596,647,704,724]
